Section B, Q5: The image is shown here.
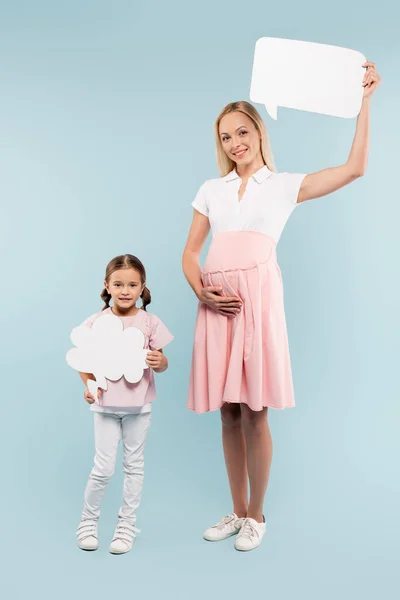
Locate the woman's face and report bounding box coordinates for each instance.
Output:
[219,112,261,167]
[105,268,145,312]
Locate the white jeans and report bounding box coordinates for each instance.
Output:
[81,411,152,525]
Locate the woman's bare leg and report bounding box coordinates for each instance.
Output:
[220,403,248,517]
[240,405,272,522]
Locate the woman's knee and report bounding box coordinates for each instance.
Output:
[220,403,242,428]
[240,405,268,431]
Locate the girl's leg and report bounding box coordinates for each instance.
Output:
[240,405,272,522]
[220,403,248,517]
[81,413,121,521]
[118,412,152,524]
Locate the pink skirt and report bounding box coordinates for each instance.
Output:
[188,231,295,413]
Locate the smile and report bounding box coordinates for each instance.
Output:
[233,149,248,158]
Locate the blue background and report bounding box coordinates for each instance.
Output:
[1,1,398,598]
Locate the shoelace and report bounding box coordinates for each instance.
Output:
[77,520,98,542]
[214,514,236,531]
[112,522,141,544]
[238,518,259,541]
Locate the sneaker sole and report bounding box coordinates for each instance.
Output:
[234,543,261,552]
[78,545,98,551]
[109,548,131,555]
[203,529,240,542]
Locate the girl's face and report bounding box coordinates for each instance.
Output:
[105,268,145,313]
[219,111,262,168]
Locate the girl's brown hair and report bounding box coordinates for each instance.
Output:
[214,100,276,177]
[100,254,151,311]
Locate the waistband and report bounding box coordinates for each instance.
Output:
[202,231,277,274]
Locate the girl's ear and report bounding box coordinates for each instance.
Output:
[104,280,109,292]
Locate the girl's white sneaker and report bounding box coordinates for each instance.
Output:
[109,521,141,555]
[234,517,266,551]
[203,513,245,542]
[77,519,99,551]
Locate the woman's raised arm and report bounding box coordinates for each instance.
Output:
[297,61,381,204]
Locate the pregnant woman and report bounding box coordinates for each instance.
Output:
[182,63,380,552]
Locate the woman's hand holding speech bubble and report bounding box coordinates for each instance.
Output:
[362,61,381,98]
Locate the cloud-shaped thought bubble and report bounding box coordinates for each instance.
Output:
[66,314,149,395]
[250,37,366,120]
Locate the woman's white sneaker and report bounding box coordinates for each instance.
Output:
[109,521,140,554]
[234,517,266,551]
[203,513,245,541]
[77,519,99,551]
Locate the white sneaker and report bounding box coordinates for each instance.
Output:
[203,513,245,542]
[234,517,266,551]
[109,521,141,555]
[77,519,99,551]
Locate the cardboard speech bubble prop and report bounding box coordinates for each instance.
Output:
[66,314,150,400]
[250,37,366,120]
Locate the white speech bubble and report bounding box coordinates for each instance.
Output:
[250,37,366,120]
[66,313,150,403]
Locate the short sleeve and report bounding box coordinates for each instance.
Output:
[149,315,174,351]
[79,312,101,329]
[281,173,307,207]
[191,182,209,216]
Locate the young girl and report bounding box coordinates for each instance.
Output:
[75,254,173,554]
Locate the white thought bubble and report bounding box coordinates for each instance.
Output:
[66,314,150,397]
[250,37,366,120]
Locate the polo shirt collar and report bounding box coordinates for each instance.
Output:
[224,165,273,183]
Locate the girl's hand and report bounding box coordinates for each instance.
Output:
[84,387,101,404]
[362,62,381,98]
[198,286,242,317]
[146,350,167,371]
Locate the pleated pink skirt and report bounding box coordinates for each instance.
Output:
[188,231,295,413]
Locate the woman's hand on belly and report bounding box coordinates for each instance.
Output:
[198,286,242,317]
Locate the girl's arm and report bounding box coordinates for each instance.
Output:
[78,372,98,403]
[78,372,95,386]
[297,62,381,204]
[146,349,168,373]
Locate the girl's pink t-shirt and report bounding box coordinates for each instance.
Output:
[80,307,173,410]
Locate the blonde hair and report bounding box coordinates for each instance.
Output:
[214,101,276,177]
